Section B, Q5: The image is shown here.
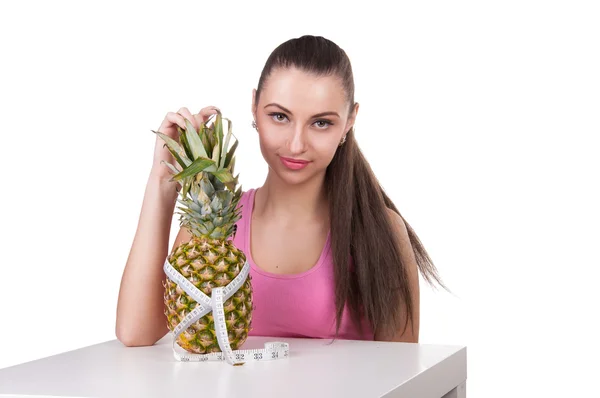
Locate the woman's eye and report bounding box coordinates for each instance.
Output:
[315,120,332,128]
[270,113,287,122]
[268,113,332,128]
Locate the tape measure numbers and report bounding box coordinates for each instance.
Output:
[164,259,289,365]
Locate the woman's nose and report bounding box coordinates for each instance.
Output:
[287,126,308,155]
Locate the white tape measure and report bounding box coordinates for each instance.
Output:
[163,259,289,365]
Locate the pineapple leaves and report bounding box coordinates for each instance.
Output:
[152,111,241,208]
[215,113,224,166]
[171,157,216,181]
[184,119,209,160]
[228,155,236,175]
[190,174,201,199]
[151,130,191,168]
[177,126,195,161]
[211,140,221,166]
[224,139,238,170]
[204,113,218,157]
[220,118,234,169]
[161,160,181,177]
[198,125,212,158]
[182,177,193,198]
[212,168,237,191]
[200,174,215,197]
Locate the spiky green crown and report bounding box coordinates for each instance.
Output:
[152,111,242,240]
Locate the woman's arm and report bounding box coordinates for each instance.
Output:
[115,172,189,346]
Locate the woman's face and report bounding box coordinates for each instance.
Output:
[251,67,358,185]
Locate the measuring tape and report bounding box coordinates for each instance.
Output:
[163,259,289,365]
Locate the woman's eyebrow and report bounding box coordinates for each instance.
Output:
[264,103,340,118]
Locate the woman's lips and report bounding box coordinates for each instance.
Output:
[280,156,310,170]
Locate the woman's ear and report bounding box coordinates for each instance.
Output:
[251,89,259,133]
[346,102,360,132]
[251,88,257,119]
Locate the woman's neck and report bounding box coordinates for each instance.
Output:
[254,171,329,226]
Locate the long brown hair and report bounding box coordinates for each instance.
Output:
[253,35,448,339]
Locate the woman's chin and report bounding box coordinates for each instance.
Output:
[268,162,323,185]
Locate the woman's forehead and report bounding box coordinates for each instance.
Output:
[261,67,347,115]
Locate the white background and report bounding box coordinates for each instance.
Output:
[1,0,598,396]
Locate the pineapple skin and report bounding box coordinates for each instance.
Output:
[163,236,253,354]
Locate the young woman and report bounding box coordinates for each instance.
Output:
[116,35,446,347]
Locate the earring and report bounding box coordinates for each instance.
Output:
[339,127,354,146]
[251,120,258,131]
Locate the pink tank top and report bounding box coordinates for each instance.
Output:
[231,188,374,340]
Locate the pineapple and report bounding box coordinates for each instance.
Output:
[152,111,252,354]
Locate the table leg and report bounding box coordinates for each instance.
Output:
[441,380,466,398]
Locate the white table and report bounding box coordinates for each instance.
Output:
[0,333,466,397]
